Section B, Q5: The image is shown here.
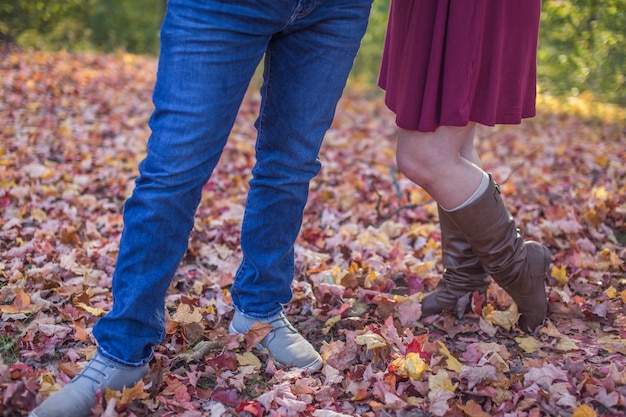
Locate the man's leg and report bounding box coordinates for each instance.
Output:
[229,0,373,368]
[30,1,288,415]
[93,0,272,367]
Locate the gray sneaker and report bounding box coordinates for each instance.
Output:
[229,310,323,372]
[29,351,149,417]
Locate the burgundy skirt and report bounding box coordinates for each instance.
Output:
[378,0,541,132]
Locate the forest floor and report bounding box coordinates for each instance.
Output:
[1,47,625,417]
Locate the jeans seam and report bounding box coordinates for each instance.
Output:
[256,46,273,155]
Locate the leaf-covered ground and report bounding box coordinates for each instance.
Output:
[1,46,625,417]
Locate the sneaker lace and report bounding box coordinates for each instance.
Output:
[267,314,295,334]
[73,357,112,386]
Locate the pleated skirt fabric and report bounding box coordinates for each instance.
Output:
[378,0,541,132]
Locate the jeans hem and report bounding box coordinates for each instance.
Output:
[232,304,284,320]
[97,346,153,368]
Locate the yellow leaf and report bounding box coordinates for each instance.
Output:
[605,286,617,299]
[322,315,341,335]
[596,334,626,355]
[593,155,609,168]
[38,373,61,395]
[428,369,458,392]
[390,352,430,381]
[200,305,216,315]
[482,303,519,331]
[172,303,202,324]
[572,404,597,417]
[236,351,262,370]
[598,248,619,268]
[31,208,48,222]
[404,352,430,380]
[104,386,122,403]
[621,290,626,303]
[121,380,149,404]
[515,336,542,353]
[592,186,609,200]
[551,266,569,287]
[556,336,579,352]
[75,302,107,317]
[355,333,388,351]
[437,341,462,372]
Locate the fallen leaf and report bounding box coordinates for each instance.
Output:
[515,336,542,353]
[571,404,597,417]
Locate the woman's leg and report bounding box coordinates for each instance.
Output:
[397,124,549,332]
[396,123,484,210]
[399,124,489,318]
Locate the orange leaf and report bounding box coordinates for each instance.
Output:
[58,362,82,379]
[244,322,273,350]
[457,399,492,417]
[73,321,90,342]
[0,290,37,314]
[353,387,371,401]
[121,380,149,404]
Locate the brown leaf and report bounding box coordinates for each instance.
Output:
[457,399,492,417]
[244,321,273,351]
[58,362,82,379]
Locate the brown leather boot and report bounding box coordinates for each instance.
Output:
[445,176,550,332]
[421,205,490,319]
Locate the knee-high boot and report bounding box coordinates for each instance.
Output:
[445,176,550,332]
[421,205,490,319]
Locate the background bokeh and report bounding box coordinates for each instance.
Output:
[1,0,624,105]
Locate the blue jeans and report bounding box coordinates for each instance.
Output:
[92,0,372,366]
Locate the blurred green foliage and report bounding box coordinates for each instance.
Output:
[538,0,626,106]
[0,0,163,53]
[1,0,624,105]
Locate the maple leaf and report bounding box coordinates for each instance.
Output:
[428,380,455,416]
[457,399,492,417]
[571,404,597,417]
[172,303,203,325]
[243,321,273,350]
[389,352,430,380]
[551,265,569,286]
[211,388,241,407]
[555,336,580,352]
[515,336,543,353]
[0,290,38,315]
[394,293,422,327]
[236,400,264,417]
[236,351,262,370]
[437,341,462,372]
[57,362,82,379]
[354,332,388,352]
[120,380,149,404]
[460,364,497,389]
[524,364,569,390]
[482,303,520,330]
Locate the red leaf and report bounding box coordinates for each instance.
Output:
[211,388,242,407]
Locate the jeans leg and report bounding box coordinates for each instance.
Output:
[231,0,373,318]
[93,0,283,366]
